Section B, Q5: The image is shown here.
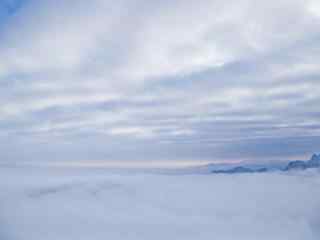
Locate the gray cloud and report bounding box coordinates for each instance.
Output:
[0,0,320,164]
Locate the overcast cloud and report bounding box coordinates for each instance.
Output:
[0,0,320,165]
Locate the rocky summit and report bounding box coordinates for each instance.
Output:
[285,154,320,171]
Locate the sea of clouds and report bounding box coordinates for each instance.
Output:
[0,165,319,240]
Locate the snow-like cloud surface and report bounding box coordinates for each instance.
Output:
[0,167,320,240]
[0,0,320,163]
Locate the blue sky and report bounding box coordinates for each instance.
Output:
[0,0,320,166]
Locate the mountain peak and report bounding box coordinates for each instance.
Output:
[310,154,319,162]
[285,153,320,171]
[308,153,320,167]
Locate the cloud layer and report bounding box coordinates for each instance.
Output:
[1,166,320,239]
[1,0,320,163]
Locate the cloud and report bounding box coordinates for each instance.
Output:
[1,166,320,239]
[0,0,320,163]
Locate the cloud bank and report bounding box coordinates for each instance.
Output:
[1,166,320,240]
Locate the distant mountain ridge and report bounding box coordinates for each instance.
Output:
[284,154,320,171]
[211,154,320,174]
[212,166,268,174]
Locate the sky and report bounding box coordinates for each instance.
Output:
[0,0,320,166]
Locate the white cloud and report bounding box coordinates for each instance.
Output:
[0,0,320,161]
[0,93,121,118]
[1,166,320,240]
[307,0,320,17]
[0,0,316,82]
[109,126,155,138]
